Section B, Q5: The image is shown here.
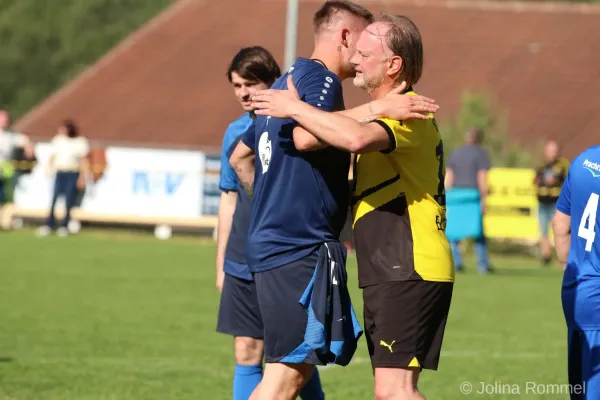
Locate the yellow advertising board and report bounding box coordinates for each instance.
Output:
[483,168,547,240]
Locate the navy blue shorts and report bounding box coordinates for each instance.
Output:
[216,273,263,338]
[254,252,323,364]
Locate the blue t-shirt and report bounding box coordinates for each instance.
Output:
[241,58,350,272]
[219,113,254,280]
[557,145,600,329]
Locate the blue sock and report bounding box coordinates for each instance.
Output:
[233,364,263,400]
[299,368,325,400]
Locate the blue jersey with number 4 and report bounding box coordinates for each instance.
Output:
[557,145,600,329]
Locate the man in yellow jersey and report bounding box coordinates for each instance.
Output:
[251,14,454,400]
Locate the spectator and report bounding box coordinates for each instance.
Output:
[36,120,89,237]
[0,110,34,225]
[534,139,569,265]
[445,127,491,274]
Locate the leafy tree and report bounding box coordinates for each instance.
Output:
[0,0,171,117]
[438,90,541,168]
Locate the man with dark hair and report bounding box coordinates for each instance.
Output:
[230,2,440,399]
[216,46,325,400]
[250,13,452,400]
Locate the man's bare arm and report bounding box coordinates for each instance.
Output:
[445,168,455,189]
[216,191,237,293]
[229,141,255,197]
[552,210,571,271]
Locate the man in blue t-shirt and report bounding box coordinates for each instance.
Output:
[553,144,600,399]
[215,47,326,400]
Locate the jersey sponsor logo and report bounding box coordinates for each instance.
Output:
[258,131,272,174]
[583,159,600,178]
[379,340,395,353]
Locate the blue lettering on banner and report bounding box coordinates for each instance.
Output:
[132,171,185,196]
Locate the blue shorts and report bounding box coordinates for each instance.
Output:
[567,329,600,399]
[254,252,322,364]
[0,179,4,204]
[538,202,556,237]
[216,273,263,338]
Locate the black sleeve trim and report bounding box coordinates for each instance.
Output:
[372,119,396,154]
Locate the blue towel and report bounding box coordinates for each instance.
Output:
[445,187,484,241]
[299,242,363,366]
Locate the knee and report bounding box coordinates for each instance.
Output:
[235,337,264,365]
[374,373,422,400]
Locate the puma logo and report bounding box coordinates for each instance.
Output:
[380,340,395,353]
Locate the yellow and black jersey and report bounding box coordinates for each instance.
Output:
[535,157,569,204]
[351,111,454,287]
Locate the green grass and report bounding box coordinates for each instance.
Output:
[0,230,569,399]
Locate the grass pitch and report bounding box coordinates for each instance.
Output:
[0,230,568,399]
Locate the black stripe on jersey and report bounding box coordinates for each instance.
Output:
[351,174,400,206]
[373,120,396,154]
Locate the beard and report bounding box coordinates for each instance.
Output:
[353,71,384,92]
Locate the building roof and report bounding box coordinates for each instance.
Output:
[14,0,600,158]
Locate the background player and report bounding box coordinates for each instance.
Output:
[215,46,324,400]
[553,145,600,399]
[250,14,454,400]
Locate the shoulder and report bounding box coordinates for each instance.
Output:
[224,114,251,139]
[294,66,340,89]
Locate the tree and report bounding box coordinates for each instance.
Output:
[439,90,540,168]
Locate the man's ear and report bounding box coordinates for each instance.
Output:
[388,55,403,78]
[341,28,350,48]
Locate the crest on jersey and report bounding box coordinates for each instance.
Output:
[258,131,272,174]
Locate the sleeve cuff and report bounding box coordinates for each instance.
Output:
[219,185,238,193]
[372,120,396,154]
[556,203,571,216]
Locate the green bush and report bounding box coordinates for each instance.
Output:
[439,90,542,168]
[0,0,171,117]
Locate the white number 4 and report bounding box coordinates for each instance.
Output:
[578,193,599,252]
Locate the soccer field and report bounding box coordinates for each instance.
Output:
[0,230,569,399]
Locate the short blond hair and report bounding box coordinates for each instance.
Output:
[378,14,423,87]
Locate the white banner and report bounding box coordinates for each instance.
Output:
[14,144,211,219]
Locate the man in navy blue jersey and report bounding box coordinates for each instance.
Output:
[230,2,439,399]
[216,47,325,400]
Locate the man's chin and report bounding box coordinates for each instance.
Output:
[353,77,367,90]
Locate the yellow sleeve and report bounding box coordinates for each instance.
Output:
[372,117,421,154]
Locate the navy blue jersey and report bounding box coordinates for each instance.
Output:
[558,145,600,329]
[241,58,350,272]
[219,114,254,280]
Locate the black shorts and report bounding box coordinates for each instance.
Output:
[254,252,322,364]
[216,273,263,338]
[363,280,453,371]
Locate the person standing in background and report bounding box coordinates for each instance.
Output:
[36,120,89,237]
[445,127,491,274]
[0,110,34,226]
[534,139,569,265]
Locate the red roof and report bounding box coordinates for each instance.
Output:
[14,0,600,158]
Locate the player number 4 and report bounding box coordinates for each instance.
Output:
[578,193,599,252]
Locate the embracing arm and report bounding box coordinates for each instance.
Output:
[289,100,391,153]
[229,141,255,197]
[255,76,437,152]
[292,102,384,151]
